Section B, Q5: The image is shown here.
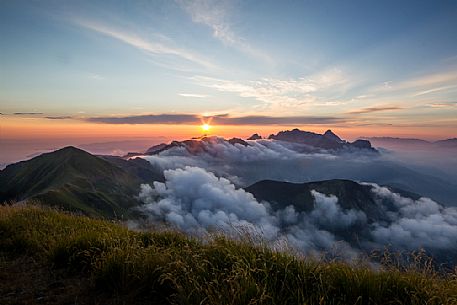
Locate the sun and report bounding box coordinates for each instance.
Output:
[201,123,211,132]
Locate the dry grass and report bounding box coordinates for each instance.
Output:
[1,204,456,305]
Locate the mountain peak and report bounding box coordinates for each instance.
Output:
[57,146,86,153]
[323,130,344,143]
[0,146,163,218]
[228,138,249,146]
[267,128,376,152]
[247,133,262,140]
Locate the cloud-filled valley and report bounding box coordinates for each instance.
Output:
[132,133,457,263]
[140,136,457,206]
[137,166,457,262]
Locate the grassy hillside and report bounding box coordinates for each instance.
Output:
[0,147,162,219]
[1,205,456,305]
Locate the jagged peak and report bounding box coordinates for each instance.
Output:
[323,129,344,143]
[247,133,262,140]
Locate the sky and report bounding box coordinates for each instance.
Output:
[1,0,457,160]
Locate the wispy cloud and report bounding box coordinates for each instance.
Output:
[14,112,43,115]
[413,85,457,97]
[217,115,346,125]
[88,73,105,81]
[426,102,457,108]
[177,0,272,63]
[348,106,403,114]
[85,113,346,125]
[191,69,349,110]
[45,116,73,120]
[73,19,215,69]
[86,114,198,125]
[178,93,209,98]
[401,71,457,89]
[374,71,457,95]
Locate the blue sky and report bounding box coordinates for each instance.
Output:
[1,0,457,137]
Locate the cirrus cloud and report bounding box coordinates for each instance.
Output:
[73,18,216,70]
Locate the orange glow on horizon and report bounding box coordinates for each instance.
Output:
[1,116,455,143]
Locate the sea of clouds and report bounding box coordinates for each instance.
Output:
[137,165,457,261]
[140,138,457,206]
[133,138,457,262]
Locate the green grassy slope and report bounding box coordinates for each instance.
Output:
[0,147,160,218]
[1,205,456,305]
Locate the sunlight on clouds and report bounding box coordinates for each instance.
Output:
[426,102,457,108]
[348,106,403,115]
[191,69,350,112]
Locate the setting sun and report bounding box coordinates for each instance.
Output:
[201,124,211,132]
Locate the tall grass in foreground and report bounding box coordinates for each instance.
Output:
[1,204,456,305]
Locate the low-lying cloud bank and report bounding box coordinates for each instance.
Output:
[138,166,358,257]
[369,183,457,250]
[138,166,457,261]
[140,137,457,206]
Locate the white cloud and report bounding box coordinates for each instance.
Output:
[137,164,457,262]
[310,190,367,230]
[88,73,104,80]
[413,85,457,97]
[138,166,357,256]
[177,0,272,63]
[191,69,348,111]
[139,135,457,206]
[373,71,457,96]
[178,93,209,98]
[367,184,457,251]
[139,166,278,236]
[128,135,457,263]
[74,19,215,69]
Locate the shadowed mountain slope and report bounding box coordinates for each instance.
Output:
[246,179,420,223]
[0,147,162,218]
[268,129,377,152]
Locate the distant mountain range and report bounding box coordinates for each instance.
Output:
[139,132,456,158]
[0,145,423,222]
[0,144,412,220]
[143,136,250,156]
[1,129,455,220]
[0,146,163,218]
[268,129,377,151]
[141,129,377,157]
[361,137,457,149]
